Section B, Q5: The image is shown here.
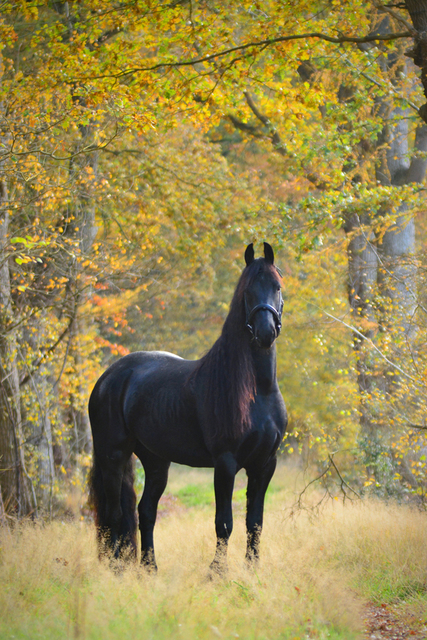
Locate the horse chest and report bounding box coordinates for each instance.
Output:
[252,390,287,435]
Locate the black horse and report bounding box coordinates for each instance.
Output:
[88,242,287,572]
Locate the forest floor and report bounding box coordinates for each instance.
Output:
[155,463,427,640]
[1,461,426,640]
[156,482,427,640]
[363,602,427,639]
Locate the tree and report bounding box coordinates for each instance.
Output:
[1,1,427,515]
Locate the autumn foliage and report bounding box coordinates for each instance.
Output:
[1,1,427,517]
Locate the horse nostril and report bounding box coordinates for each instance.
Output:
[254,325,276,348]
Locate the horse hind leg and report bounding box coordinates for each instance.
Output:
[134,442,170,572]
[117,454,138,559]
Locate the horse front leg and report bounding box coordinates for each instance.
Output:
[245,456,277,564]
[211,452,237,576]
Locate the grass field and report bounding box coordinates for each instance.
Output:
[1,462,427,640]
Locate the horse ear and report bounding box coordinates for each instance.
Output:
[263,242,274,264]
[245,243,255,266]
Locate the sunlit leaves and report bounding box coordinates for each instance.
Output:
[1,0,427,506]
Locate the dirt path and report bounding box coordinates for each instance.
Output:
[364,603,427,639]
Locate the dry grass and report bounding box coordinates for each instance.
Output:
[1,463,426,640]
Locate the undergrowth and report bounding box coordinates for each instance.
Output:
[0,463,426,640]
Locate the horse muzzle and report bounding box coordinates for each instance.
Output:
[245,296,283,348]
[252,314,278,348]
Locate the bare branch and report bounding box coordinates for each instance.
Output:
[292,451,360,518]
[329,454,361,500]
[311,303,423,387]
[296,459,332,509]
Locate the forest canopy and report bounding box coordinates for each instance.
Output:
[1,0,427,518]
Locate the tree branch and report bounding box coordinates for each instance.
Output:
[244,91,287,156]
[293,451,360,515]
[71,30,413,81]
[328,454,361,500]
[311,304,422,387]
[228,91,329,189]
[227,114,263,137]
[373,1,415,32]
[19,313,76,387]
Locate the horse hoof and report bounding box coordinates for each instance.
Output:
[208,560,227,580]
[135,564,156,580]
[244,552,259,569]
[141,561,158,575]
[109,558,125,575]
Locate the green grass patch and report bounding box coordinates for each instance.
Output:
[175,483,215,507]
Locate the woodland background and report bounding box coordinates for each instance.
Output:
[1,0,427,520]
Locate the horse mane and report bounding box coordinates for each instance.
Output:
[192,259,282,443]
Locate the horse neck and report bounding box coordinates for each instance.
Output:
[251,343,277,394]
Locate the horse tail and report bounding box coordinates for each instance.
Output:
[88,454,138,559]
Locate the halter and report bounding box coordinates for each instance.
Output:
[245,291,284,337]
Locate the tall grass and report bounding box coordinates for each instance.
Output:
[1,463,426,640]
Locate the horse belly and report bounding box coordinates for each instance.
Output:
[124,373,213,468]
[132,418,214,467]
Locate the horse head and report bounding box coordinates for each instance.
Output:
[243,242,283,349]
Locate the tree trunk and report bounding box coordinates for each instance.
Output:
[346,98,427,490]
[345,213,380,478]
[22,335,55,515]
[405,0,427,123]
[69,129,99,458]
[0,176,33,516]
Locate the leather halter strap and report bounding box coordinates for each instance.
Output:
[245,292,283,337]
